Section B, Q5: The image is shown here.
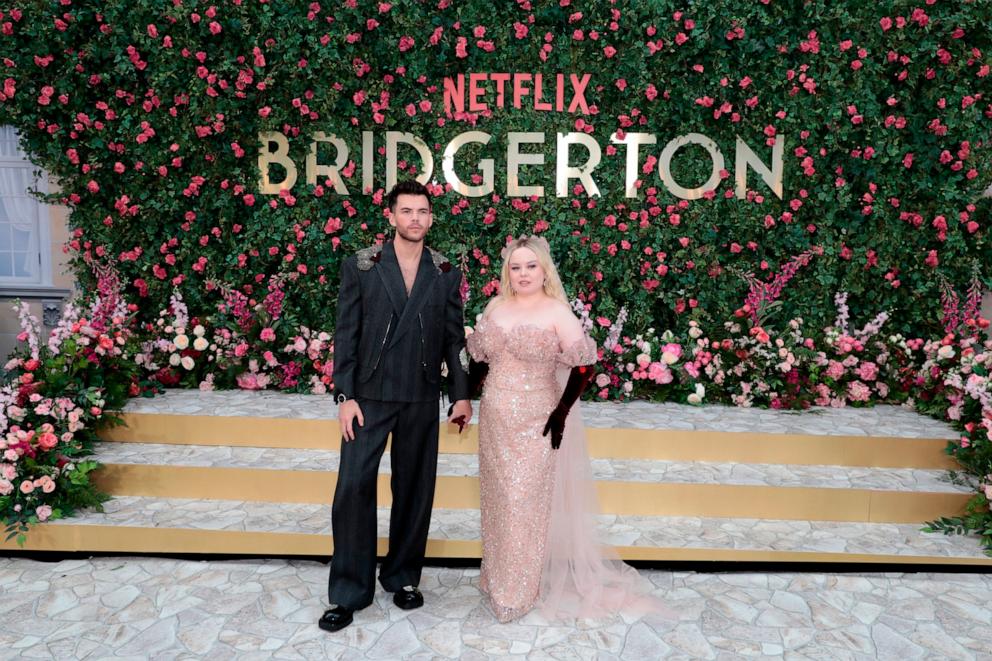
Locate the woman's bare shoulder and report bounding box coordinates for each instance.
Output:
[548,299,584,334]
[548,298,578,320]
[478,296,506,322]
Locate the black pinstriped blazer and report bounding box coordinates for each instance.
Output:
[332,240,470,404]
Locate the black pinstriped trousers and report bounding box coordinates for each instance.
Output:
[327,398,440,609]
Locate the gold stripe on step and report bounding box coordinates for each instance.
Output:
[92,464,968,524]
[3,525,990,565]
[101,413,957,469]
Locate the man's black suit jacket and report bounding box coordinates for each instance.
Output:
[332,240,470,404]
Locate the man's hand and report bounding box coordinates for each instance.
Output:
[339,399,364,442]
[447,399,473,434]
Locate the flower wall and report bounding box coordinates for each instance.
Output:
[0,0,989,367]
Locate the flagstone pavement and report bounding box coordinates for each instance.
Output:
[1,556,991,660]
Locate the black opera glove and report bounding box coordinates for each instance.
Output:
[468,359,490,399]
[542,365,596,450]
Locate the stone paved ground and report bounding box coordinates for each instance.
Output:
[1,557,990,660]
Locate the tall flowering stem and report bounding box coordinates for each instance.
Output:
[459,253,471,305]
[603,306,628,352]
[740,247,823,326]
[13,301,41,361]
[963,262,985,325]
[571,298,593,334]
[214,282,254,333]
[85,257,127,330]
[262,276,286,322]
[937,264,987,337]
[854,311,890,341]
[833,292,850,334]
[47,300,81,355]
[169,290,189,332]
[938,274,961,334]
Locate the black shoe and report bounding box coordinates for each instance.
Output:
[318,605,354,632]
[392,586,424,610]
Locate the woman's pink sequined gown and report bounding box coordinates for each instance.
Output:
[467,319,597,622]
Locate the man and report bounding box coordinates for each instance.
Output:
[319,179,473,632]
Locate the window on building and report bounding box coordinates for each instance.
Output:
[0,126,50,287]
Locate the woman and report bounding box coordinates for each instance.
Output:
[466,235,668,623]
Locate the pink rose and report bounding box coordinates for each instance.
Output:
[847,380,871,402]
[661,343,682,364]
[36,505,52,521]
[856,361,878,381]
[37,432,58,450]
[236,372,263,390]
[825,360,845,380]
[647,362,673,384]
[814,383,832,406]
[260,327,276,342]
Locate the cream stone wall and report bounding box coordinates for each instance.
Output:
[0,195,73,362]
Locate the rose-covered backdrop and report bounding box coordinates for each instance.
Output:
[2,1,992,547]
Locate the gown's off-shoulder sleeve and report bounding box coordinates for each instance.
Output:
[466,319,489,363]
[557,334,597,367]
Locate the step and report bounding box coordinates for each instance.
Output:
[87,463,969,526]
[115,390,961,440]
[87,435,970,524]
[8,497,990,565]
[93,442,968,493]
[102,394,960,469]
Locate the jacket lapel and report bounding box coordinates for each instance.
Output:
[387,247,438,349]
[375,241,407,318]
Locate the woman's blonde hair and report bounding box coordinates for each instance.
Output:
[497,235,568,304]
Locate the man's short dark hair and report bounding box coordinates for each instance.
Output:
[386,180,432,212]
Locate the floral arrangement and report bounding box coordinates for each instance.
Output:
[3,268,992,552]
[135,280,335,393]
[0,263,144,545]
[914,273,992,552]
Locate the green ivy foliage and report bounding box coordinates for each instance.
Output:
[0,0,989,344]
